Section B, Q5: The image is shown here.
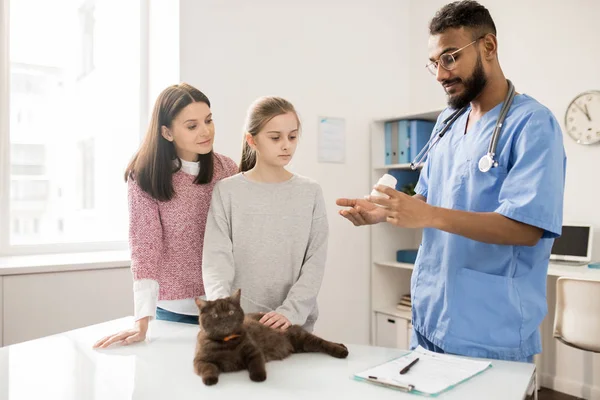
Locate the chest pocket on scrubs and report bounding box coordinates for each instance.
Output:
[462,160,508,212]
[446,159,471,210]
[431,131,471,211]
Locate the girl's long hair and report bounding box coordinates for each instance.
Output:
[239,96,300,172]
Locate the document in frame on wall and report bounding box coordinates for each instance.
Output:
[318,116,345,164]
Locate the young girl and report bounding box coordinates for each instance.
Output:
[94,83,238,348]
[202,96,328,332]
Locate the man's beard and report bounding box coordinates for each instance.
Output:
[444,55,487,109]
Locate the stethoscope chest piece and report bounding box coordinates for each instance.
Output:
[478,153,497,173]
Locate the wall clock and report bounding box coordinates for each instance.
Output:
[565,90,600,145]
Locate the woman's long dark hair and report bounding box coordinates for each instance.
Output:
[125,83,214,201]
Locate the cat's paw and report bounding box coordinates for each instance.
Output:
[332,343,349,359]
[249,370,267,382]
[203,375,219,386]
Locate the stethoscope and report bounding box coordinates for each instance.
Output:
[410,80,516,173]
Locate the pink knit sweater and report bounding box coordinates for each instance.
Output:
[128,153,238,300]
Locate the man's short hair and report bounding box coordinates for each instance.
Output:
[429,1,497,39]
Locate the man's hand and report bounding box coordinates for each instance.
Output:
[367,185,434,229]
[335,197,388,226]
[368,186,543,246]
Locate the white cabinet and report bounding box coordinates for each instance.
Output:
[3,267,133,346]
[375,311,412,350]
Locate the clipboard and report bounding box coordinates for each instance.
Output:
[355,375,415,393]
[352,346,492,397]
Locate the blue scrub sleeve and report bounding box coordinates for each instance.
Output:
[494,109,566,238]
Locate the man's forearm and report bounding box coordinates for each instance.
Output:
[427,207,543,246]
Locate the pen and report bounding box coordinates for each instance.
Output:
[399,357,420,375]
[366,376,415,392]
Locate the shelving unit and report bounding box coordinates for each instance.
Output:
[374,261,414,271]
[373,304,412,320]
[369,108,443,349]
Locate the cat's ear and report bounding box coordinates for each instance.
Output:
[231,288,241,305]
[195,297,208,311]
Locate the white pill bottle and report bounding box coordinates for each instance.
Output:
[370,173,397,201]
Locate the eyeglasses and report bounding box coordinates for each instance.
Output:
[425,37,483,76]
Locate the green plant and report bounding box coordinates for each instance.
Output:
[401,182,416,196]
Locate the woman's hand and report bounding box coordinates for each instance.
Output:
[93,317,149,349]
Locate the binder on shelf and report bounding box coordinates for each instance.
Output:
[397,120,410,164]
[384,119,435,167]
[384,122,399,164]
[390,121,399,164]
[409,120,435,161]
[384,122,392,165]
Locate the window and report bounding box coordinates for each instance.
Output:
[1,0,151,254]
[77,137,95,210]
[10,143,46,175]
[78,0,96,79]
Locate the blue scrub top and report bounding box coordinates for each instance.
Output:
[413,94,566,361]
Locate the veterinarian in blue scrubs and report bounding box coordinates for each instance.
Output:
[336,1,566,362]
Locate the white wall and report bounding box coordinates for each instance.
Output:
[179,0,411,345]
[407,1,600,398]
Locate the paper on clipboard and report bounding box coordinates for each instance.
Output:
[354,346,492,396]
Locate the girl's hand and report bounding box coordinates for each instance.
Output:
[259,312,291,330]
[93,317,149,349]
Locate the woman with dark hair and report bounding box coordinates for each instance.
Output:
[94,83,238,348]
